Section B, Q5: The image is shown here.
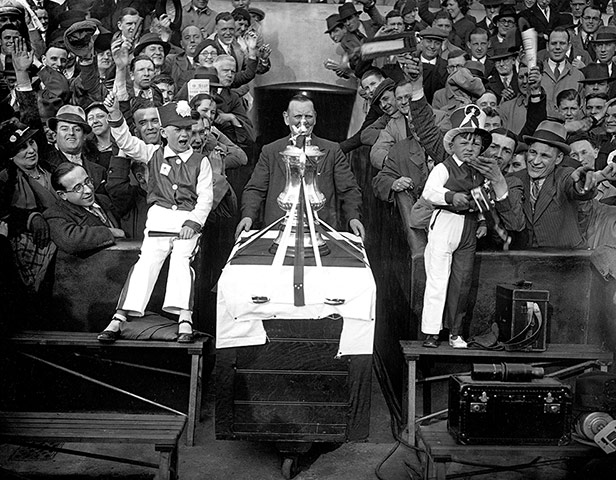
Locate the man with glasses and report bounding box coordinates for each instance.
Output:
[432,47,468,109]
[572,5,603,60]
[44,163,124,256]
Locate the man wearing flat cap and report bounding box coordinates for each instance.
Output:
[418,26,448,104]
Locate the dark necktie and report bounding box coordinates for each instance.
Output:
[553,63,561,80]
[530,180,541,210]
[88,205,112,227]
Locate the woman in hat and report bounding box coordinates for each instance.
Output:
[0,120,58,294]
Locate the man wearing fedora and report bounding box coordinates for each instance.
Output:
[487,46,520,102]
[338,1,384,73]
[133,33,172,77]
[511,119,599,248]
[591,25,616,81]
[580,62,616,99]
[487,6,519,55]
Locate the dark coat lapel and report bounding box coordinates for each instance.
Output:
[533,172,557,222]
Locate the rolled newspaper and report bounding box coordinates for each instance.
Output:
[521,28,538,70]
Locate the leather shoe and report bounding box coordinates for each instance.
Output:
[422,335,440,348]
[177,332,195,344]
[97,330,119,344]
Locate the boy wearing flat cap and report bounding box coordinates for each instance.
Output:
[98,98,214,344]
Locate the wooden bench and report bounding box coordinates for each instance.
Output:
[6,331,210,446]
[0,412,186,480]
[417,420,601,480]
[400,341,614,444]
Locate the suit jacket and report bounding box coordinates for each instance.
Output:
[43,195,119,256]
[372,137,429,203]
[422,57,448,105]
[510,166,595,249]
[167,52,197,92]
[520,6,572,50]
[570,25,598,61]
[540,59,585,118]
[486,69,520,101]
[476,18,497,38]
[45,149,108,196]
[241,135,362,230]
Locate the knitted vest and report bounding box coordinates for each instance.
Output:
[147,148,203,212]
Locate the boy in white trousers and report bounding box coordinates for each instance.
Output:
[97,98,213,343]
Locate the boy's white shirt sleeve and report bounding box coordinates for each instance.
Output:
[187,156,214,228]
[422,162,451,206]
[110,118,159,163]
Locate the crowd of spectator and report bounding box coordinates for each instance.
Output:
[4,0,616,341]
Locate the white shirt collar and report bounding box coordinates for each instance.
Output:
[421,55,437,65]
[548,58,564,72]
[163,145,194,161]
[471,56,486,64]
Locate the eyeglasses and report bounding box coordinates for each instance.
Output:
[447,64,463,71]
[201,51,218,57]
[583,16,601,21]
[498,19,516,25]
[65,177,93,194]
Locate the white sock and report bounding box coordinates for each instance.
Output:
[104,319,123,332]
[178,311,193,333]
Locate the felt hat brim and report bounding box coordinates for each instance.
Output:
[48,114,92,134]
[134,39,171,57]
[443,127,492,155]
[523,133,571,155]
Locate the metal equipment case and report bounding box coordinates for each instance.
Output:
[448,375,572,445]
[495,284,550,351]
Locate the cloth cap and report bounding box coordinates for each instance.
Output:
[418,27,448,41]
[248,7,265,21]
[371,78,395,106]
[523,120,571,155]
[48,105,92,134]
[443,104,492,155]
[338,3,359,22]
[480,0,501,6]
[158,101,196,128]
[84,101,108,116]
[64,20,98,57]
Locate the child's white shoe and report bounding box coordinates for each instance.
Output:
[449,335,467,349]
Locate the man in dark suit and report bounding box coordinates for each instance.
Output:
[44,162,124,256]
[338,2,384,73]
[511,120,598,248]
[520,0,573,51]
[236,94,364,239]
[476,0,500,38]
[486,46,520,102]
[569,5,603,61]
[418,27,448,104]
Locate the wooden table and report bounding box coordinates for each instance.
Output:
[400,341,614,444]
[417,420,601,480]
[6,331,209,446]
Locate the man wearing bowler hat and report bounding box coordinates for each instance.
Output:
[510,120,599,248]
